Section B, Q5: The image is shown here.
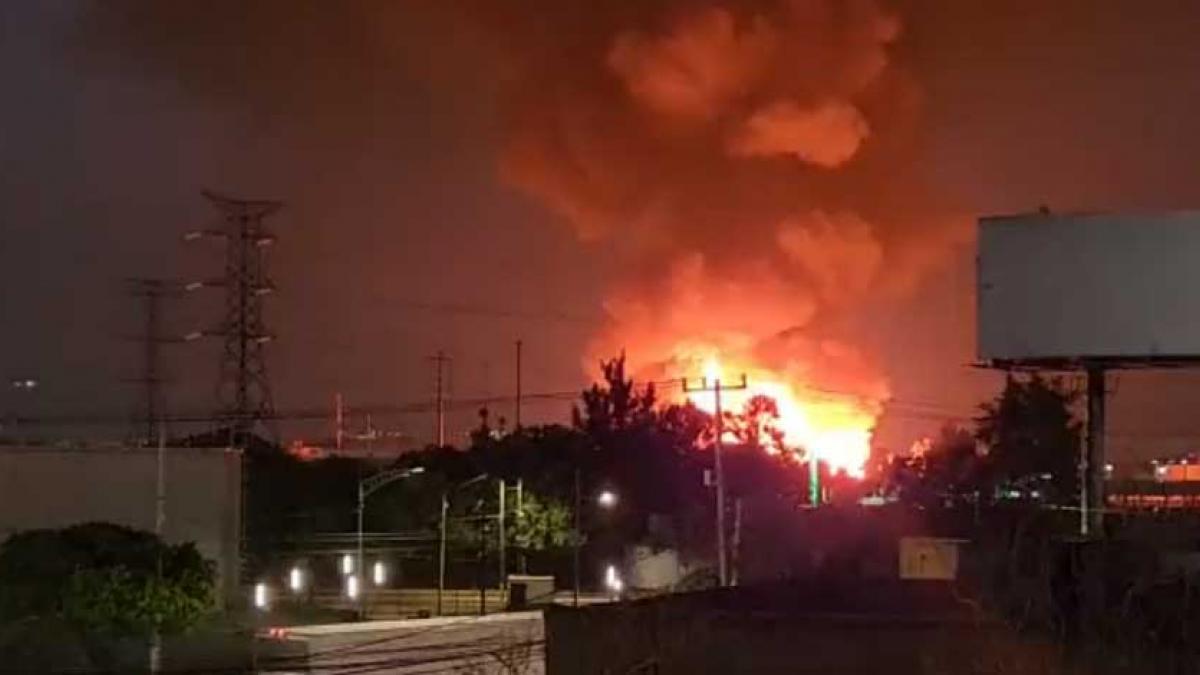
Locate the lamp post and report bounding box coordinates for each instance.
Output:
[438,473,490,616]
[573,472,617,607]
[356,466,425,619]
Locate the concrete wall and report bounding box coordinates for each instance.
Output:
[545,582,1011,675]
[0,445,242,600]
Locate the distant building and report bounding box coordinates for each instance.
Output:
[1108,457,1200,510]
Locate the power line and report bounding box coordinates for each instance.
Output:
[386,298,599,326]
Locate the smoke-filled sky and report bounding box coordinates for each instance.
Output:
[5,0,1200,461]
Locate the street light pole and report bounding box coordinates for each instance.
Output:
[356,481,365,618]
[437,473,489,617]
[355,466,425,620]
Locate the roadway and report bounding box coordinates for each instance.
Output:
[258,611,545,674]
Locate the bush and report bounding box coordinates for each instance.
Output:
[0,522,215,637]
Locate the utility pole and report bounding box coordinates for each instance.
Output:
[185,191,281,446]
[430,351,450,446]
[683,372,748,587]
[514,340,523,430]
[124,279,185,445]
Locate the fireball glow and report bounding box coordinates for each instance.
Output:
[684,353,876,478]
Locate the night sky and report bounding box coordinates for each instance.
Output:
[6,0,1200,462]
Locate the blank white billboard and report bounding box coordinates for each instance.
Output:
[978,211,1200,362]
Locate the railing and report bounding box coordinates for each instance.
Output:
[311,588,511,619]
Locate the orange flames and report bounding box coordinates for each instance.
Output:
[678,351,878,478]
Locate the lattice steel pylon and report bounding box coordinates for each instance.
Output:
[123,278,185,445]
[186,191,281,446]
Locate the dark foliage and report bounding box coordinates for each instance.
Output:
[0,522,214,636]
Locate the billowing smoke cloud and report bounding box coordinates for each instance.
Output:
[488,0,963,397]
[76,0,965,406]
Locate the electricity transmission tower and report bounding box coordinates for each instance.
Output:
[185,191,281,445]
[123,278,186,444]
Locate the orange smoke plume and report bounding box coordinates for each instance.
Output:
[488,0,963,475]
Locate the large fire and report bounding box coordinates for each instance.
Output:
[678,352,878,478]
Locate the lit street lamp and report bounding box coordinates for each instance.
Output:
[604,564,624,597]
[288,566,305,594]
[253,582,269,610]
[597,489,618,509]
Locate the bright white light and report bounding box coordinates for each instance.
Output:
[341,553,354,575]
[346,574,360,599]
[253,582,269,610]
[597,490,618,509]
[372,561,387,586]
[288,567,304,593]
[604,564,623,594]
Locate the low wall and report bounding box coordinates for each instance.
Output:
[545,580,1014,675]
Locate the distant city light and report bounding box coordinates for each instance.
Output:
[346,574,360,599]
[597,490,618,509]
[253,582,269,610]
[288,567,304,593]
[341,553,354,575]
[372,561,387,586]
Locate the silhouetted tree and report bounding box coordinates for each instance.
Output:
[885,424,982,506]
[976,373,1081,503]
